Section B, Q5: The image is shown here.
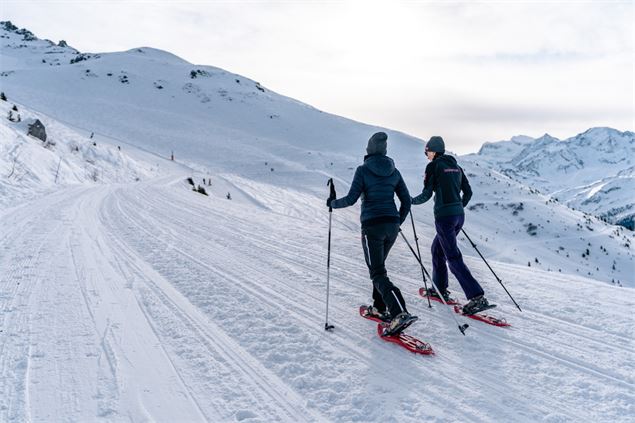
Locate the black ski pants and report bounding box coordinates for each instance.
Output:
[361,222,408,317]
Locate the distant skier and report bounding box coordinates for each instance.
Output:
[327,132,416,335]
[411,136,492,315]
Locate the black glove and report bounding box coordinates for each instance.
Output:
[326,178,336,209]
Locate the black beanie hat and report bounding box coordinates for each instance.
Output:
[367,132,388,155]
[425,136,445,154]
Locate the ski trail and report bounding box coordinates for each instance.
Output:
[0,189,81,423]
[1,174,632,422]
[102,222,323,422]
[1,186,207,422]
[105,184,502,421]
[65,187,209,422]
[103,177,634,422]
[102,188,333,422]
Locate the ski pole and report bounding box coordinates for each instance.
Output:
[399,230,469,336]
[410,211,432,308]
[460,229,522,312]
[324,178,336,331]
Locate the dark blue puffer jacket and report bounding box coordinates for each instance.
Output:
[331,154,411,227]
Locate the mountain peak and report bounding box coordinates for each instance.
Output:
[535,133,559,143]
[1,21,18,32]
[1,20,37,41]
[577,127,630,140]
[122,47,190,64]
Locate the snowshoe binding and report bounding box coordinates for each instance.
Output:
[461,295,496,315]
[362,305,391,322]
[381,312,418,337]
[427,288,456,303]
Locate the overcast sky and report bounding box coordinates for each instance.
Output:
[3,0,633,153]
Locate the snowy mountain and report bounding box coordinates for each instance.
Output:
[1,21,634,422]
[0,20,424,184]
[466,128,635,229]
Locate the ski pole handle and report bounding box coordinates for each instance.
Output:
[327,178,336,212]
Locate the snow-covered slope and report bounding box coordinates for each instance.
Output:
[0,99,165,208]
[467,128,635,229]
[2,20,632,286]
[1,21,634,422]
[1,161,633,422]
[0,20,424,186]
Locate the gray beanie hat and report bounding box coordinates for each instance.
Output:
[425,136,445,154]
[367,132,388,155]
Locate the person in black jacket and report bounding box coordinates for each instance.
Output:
[411,136,492,315]
[328,132,417,335]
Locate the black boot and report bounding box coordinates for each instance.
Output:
[427,288,453,302]
[365,305,391,322]
[461,295,495,315]
[383,312,418,336]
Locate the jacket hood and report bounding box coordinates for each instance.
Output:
[435,154,458,166]
[364,154,396,177]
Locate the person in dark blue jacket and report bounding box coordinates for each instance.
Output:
[411,136,492,315]
[327,132,417,335]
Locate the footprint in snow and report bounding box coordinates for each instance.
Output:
[234,409,259,421]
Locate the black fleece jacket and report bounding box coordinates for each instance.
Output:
[411,154,472,218]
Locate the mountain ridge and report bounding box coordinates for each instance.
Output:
[466,128,635,229]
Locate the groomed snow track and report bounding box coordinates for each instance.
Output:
[1,177,633,422]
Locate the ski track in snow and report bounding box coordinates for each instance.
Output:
[1,176,633,422]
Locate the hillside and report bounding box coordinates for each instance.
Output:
[1,106,633,422]
[0,99,167,208]
[2,20,632,286]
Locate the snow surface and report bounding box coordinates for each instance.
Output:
[1,21,634,422]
